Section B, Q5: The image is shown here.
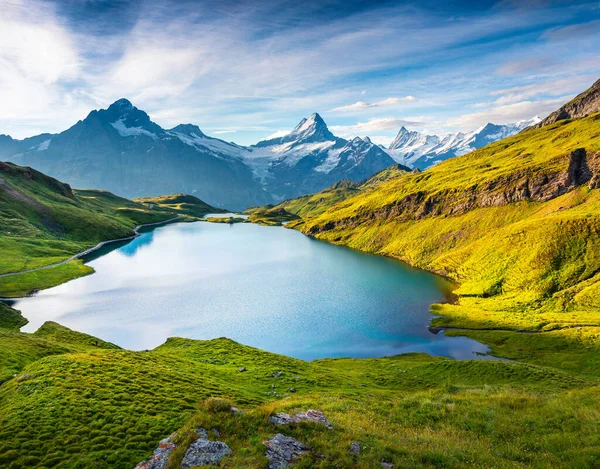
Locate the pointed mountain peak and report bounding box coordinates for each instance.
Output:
[290,112,335,142]
[389,126,421,150]
[255,112,337,147]
[169,124,206,138]
[89,98,164,138]
[108,98,134,112]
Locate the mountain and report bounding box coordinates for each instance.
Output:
[531,77,600,129]
[0,105,400,209]
[386,117,541,170]
[245,113,399,200]
[0,99,270,211]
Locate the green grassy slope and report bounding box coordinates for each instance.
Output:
[134,193,226,218]
[0,162,176,296]
[296,113,600,334]
[0,334,598,468]
[247,165,410,225]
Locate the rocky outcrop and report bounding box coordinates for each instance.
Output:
[269,409,333,429]
[263,433,309,469]
[180,428,232,468]
[135,428,231,469]
[531,78,600,129]
[306,149,600,235]
[134,433,177,469]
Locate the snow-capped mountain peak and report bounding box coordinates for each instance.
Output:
[256,112,335,148]
[169,124,207,139]
[386,117,540,170]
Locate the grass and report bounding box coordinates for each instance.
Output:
[0,334,598,468]
[0,162,180,296]
[133,193,226,218]
[245,206,300,226]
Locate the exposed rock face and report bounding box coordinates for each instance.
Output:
[307,149,600,235]
[134,433,177,469]
[263,433,310,469]
[532,78,600,129]
[350,441,361,456]
[268,409,333,429]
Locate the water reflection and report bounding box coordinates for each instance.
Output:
[13,222,496,361]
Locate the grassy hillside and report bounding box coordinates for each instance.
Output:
[0,162,177,296]
[295,113,600,335]
[246,166,410,225]
[0,329,598,469]
[134,193,226,218]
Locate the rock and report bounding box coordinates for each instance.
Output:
[272,371,283,378]
[16,373,37,383]
[296,410,333,429]
[134,433,177,469]
[269,409,333,430]
[180,428,232,468]
[288,387,296,393]
[350,441,361,456]
[238,367,246,372]
[263,433,309,469]
[381,462,394,468]
[268,412,297,426]
[181,440,232,467]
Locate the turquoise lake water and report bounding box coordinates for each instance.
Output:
[13,221,494,360]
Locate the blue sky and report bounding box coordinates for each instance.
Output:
[1,0,599,145]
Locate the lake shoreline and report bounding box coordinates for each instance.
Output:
[0,215,183,282]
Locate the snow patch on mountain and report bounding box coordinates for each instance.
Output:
[111,119,158,140]
[35,139,51,151]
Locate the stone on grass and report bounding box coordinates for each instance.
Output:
[180,427,232,468]
[269,409,333,429]
[180,439,232,467]
[238,367,247,372]
[134,433,177,469]
[381,461,394,468]
[288,387,296,393]
[350,441,361,456]
[272,371,283,378]
[263,433,309,469]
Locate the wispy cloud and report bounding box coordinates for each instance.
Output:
[331,96,416,112]
[0,0,599,145]
[448,98,568,129]
[331,117,425,137]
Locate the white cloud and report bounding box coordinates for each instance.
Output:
[0,0,85,127]
[368,135,395,146]
[331,101,376,112]
[448,98,568,129]
[488,76,595,106]
[331,96,416,112]
[331,117,424,137]
[264,129,291,139]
